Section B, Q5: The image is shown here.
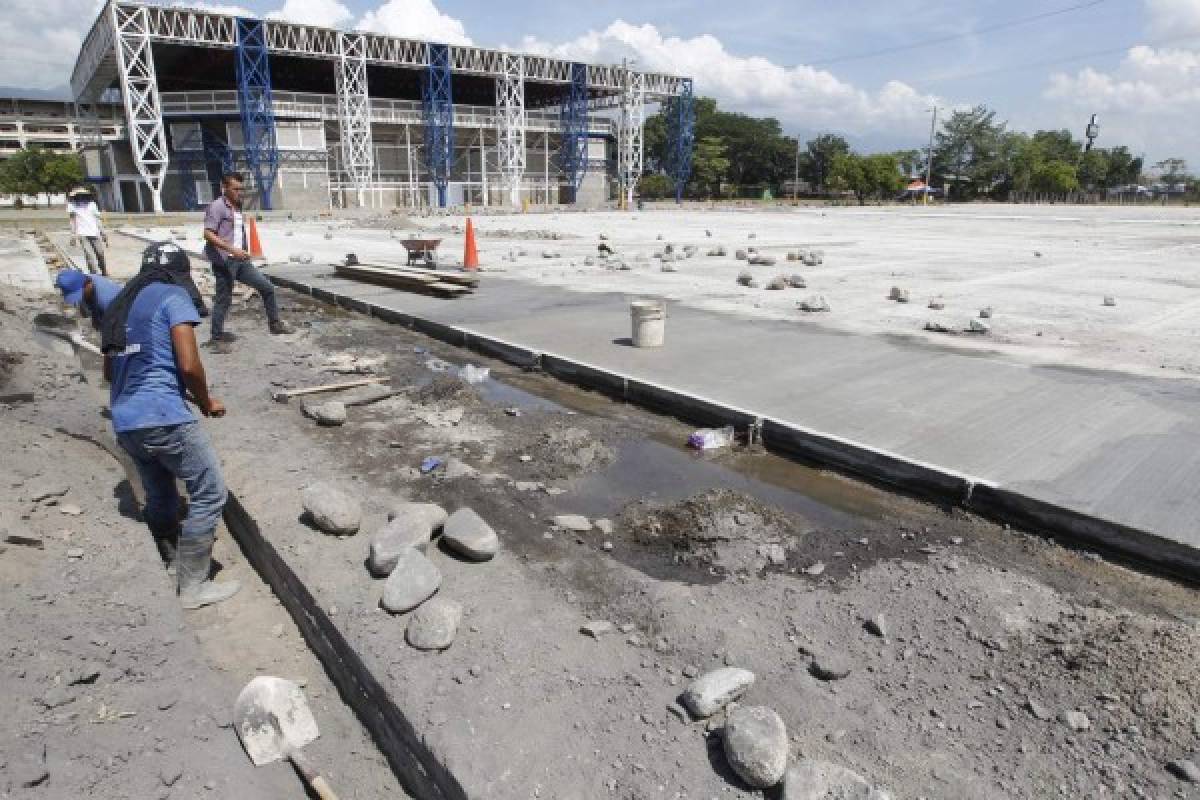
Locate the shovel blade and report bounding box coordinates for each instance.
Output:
[233,676,319,767]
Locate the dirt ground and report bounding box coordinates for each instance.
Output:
[0,287,404,799]
[4,251,1200,799]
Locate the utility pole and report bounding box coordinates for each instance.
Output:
[924,106,938,205]
[793,137,800,203]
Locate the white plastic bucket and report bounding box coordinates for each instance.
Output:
[630,300,666,348]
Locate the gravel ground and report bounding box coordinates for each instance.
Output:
[3,254,1200,799]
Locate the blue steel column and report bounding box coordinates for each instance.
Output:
[236,17,280,209]
[558,62,588,203]
[666,78,695,204]
[422,43,454,208]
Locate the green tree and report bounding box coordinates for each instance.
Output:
[636,173,673,200]
[829,152,902,205]
[1078,148,1109,189]
[932,106,1007,200]
[1029,160,1080,194]
[0,147,84,207]
[690,136,730,198]
[803,134,850,192]
[1103,146,1143,187]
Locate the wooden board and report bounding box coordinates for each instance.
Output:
[334,264,474,298]
[344,260,480,287]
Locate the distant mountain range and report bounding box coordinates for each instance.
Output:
[0,85,73,101]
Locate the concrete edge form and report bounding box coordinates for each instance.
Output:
[259,271,1200,581]
[966,485,1200,579]
[222,492,470,800]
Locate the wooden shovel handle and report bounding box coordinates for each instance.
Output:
[288,749,339,800]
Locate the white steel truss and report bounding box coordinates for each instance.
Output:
[111,2,168,212]
[336,32,374,207]
[618,69,646,209]
[496,53,526,208]
[73,3,688,105]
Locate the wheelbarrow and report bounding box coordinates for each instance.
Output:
[401,238,442,267]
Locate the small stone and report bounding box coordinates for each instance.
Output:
[379,549,442,613]
[270,624,284,638]
[160,762,184,787]
[406,597,463,650]
[1102,295,1116,307]
[580,620,616,638]
[553,514,592,532]
[782,759,892,799]
[979,307,993,319]
[888,286,909,302]
[1168,759,1200,783]
[789,274,807,289]
[602,541,614,552]
[31,485,69,503]
[804,562,825,576]
[1059,710,1090,732]
[969,318,990,334]
[1026,697,1054,721]
[59,503,82,516]
[809,653,852,681]
[863,614,887,638]
[680,667,755,718]
[302,484,362,535]
[595,519,614,535]
[798,295,830,313]
[928,297,945,310]
[442,508,500,561]
[66,547,84,559]
[682,665,700,678]
[723,705,788,788]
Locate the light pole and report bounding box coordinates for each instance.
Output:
[924,106,938,205]
[793,137,800,203]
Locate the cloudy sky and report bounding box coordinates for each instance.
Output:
[3,0,1199,167]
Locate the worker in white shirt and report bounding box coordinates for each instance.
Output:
[67,187,108,276]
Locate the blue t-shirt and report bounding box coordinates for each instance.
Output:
[109,284,201,433]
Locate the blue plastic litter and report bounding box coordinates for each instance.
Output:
[420,457,443,474]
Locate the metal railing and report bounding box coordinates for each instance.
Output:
[159,90,616,135]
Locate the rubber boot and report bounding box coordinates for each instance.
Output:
[176,532,241,610]
[148,520,181,576]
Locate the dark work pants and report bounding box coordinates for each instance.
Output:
[210,258,279,337]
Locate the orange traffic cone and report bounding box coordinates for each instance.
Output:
[248,217,265,260]
[463,217,479,271]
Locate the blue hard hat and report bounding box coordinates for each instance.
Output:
[54,269,88,306]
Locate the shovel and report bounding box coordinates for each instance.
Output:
[233,676,339,800]
[32,312,102,356]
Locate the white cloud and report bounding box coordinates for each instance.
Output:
[356,0,472,45]
[515,20,939,139]
[0,0,103,90]
[1144,0,1200,36]
[1045,44,1200,161]
[268,0,352,28]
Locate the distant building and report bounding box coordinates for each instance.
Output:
[0,97,125,208]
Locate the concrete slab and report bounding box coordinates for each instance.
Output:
[0,233,50,291]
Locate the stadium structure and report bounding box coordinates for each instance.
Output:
[69,1,696,213]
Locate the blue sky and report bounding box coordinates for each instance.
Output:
[5,0,1200,166]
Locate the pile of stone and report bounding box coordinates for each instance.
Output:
[680,666,891,796]
[787,249,824,266]
[706,245,728,257]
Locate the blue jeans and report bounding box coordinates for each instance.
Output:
[117,421,227,542]
[211,257,280,337]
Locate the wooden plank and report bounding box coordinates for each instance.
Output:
[354,260,480,287]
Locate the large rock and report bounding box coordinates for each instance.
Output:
[553,514,592,532]
[380,549,441,613]
[302,484,362,535]
[406,597,463,650]
[680,667,755,718]
[386,502,449,528]
[305,401,347,427]
[369,506,447,576]
[442,508,499,561]
[782,760,892,799]
[723,705,788,788]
